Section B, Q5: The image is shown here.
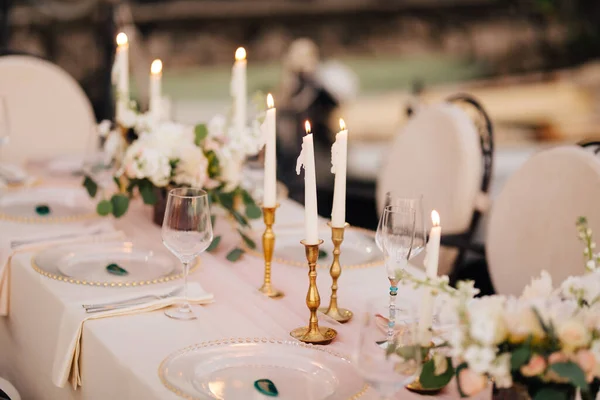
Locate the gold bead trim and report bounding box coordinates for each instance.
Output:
[243,225,383,270]
[30,257,201,287]
[158,337,369,400]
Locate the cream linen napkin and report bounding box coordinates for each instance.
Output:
[0,228,124,316]
[52,282,214,389]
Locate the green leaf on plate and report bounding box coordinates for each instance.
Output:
[207,236,221,252]
[106,263,128,276]
[97,200,113,216]
[83,175,98,198]
[110,194,129,218]
[254,379,278,397]
[238,230,256,249]
[194,123,208,145]
[419,357,454,390]
[35,204,51,216]
[226,248,245,262]
[550,362,589,391]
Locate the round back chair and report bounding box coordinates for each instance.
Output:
[377,94,493,275]
[487,146,600,295]
[0,55,96,164]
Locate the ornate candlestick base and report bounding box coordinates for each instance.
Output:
[259,205,284,298]
[319,222,353,323]
[405,342,441,394]
[290,240,337,345]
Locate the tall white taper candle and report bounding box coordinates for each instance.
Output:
[263,94,277,207]
[231,47,247,136]
[296,121,319,244]
[115,32,129,121]
[418,210,441,345]
[331,119,348,227]
[149,59,162,120]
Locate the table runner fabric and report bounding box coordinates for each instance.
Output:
[0,186,490,399]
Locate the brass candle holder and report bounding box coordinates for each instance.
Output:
[319,222,353,323]
[406,342,442,394]
[258,205,284,298]
[290,240,337,345]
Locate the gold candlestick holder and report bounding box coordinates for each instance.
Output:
[290,240,337,345]
[406,342,442,394]
[319,222,353,323]
[258,205,284,298]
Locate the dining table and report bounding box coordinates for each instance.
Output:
[0,171,490,400]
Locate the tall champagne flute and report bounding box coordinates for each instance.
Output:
[381,205,416,341]
[355,298,422,399]
[162,188,213,320]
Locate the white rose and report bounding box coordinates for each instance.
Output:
[503,297,545,342]
[118,107,138,128]
[488,353,512,389]
[521,270,553,300]
[557,318,591,351]
[172,145,209,188]
[468,296,508,345]
[463,345,496,374]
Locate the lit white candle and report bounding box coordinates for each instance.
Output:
[263,93,277,207]
[115,32,129,121]
[296,121,319,244]
[149,59,162,120]
[418,210,442,345]
[231,47,247,136]
[331,118,348,227]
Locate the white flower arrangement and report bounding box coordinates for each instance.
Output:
[84,95,268,261]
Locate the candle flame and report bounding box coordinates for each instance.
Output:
[235,47,246,61]
[116,32,128,46]
[304,120,311,134]
[431,210,440,227]
[339,118,346,131]
[267,93,274,109]
[150,59,162,75]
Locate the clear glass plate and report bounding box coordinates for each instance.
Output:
[245,225,382,269]
[33,241,178,285]
[159,338,367,400]
[0,186,96,222]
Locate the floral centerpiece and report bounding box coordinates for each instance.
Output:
[388,217,600,400]
[83,96,267,261]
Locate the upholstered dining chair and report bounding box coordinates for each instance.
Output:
[0,377,20,400]
[0,55,97,164]
[486,146,600,295]
[377,94,493,276]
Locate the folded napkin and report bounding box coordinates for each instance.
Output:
[52,282,214,389]
[0,228,124,316]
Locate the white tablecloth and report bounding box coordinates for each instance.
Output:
[0,185,489,399]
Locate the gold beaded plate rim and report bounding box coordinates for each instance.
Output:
[157,337,369,400]
[0,185,98,224]
[243,225,383,270]
[30,249,201,288]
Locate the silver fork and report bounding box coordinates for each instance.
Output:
[83,286,183,313]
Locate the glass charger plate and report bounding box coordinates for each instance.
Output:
[32,241,192,287]
[244,225,383,269]
[0,186,96,223]
[159,338,368,400]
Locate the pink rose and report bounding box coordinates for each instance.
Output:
[576,350,597,382]
[548,352,569,365]
[520,354,547,377]
[458,368,488,397]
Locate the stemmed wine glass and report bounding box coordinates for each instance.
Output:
[161,188,213,320]
[379,205,416,340]
[376,193,426,258]
[355,298,422,399]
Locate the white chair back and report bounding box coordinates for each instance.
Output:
[0,55,96,164]
[487,146,600,295]
[377,103,484,274]
[0,377,20,400]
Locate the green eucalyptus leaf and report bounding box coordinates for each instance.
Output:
[217,191,235,210]
[194,124,208,145]
[207,236,221,252]
[318,250,328,259]
[253,379,278,397]
[97,200,113,216]
[511,346,531,371]
[35,204,51,216]
[419,357,454,390]
[110,194,129,218]
[226,248,245,262]
[454,362,469,398]
[83,175,98,198]
[550,362,589,391]
[238,230,256,249]
[139,180,158,205]
[106,263,128,276]
[231,210,249,227]
[245,203,262,219]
